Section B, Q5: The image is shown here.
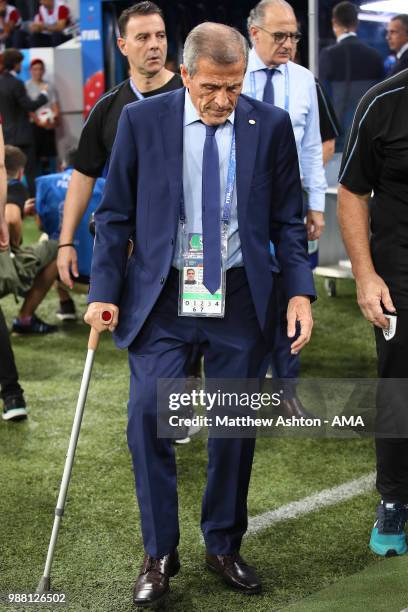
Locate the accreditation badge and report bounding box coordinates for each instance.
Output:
[178,230,227,318]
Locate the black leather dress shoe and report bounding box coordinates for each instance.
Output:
[133,550,180,607]
[281,396,316,420]
[205,552,261,594]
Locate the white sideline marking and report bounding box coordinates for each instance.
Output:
[247,472,376,535]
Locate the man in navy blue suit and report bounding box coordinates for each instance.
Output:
[85,22,315,607]
[319,1,384,150]
[387,14,408,76]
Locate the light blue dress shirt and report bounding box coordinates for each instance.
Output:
[242,48,327,212]
[173,90,243,269]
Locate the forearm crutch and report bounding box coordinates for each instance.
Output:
[37,311,112,594]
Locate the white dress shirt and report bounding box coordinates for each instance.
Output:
[243,48,327,212]
[397,41,408,59]
[336,32,357,43]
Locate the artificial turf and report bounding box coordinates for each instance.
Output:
[284,554,408,612]
[0,219,393,611]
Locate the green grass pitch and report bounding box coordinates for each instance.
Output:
[1,220,406,611]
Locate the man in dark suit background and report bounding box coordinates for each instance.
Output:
[387,14,408,76]
[85,22,315,607]
[319,1,384,150]
[0,49,48,195]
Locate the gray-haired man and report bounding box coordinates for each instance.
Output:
[84,21,314,606]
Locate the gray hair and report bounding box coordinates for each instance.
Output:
[183,22,248,76]
[247,0,295,37]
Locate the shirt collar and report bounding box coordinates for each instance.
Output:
[397,42,408,59]
[184,88,235,127]
[248,47,286,75]
[337,32,357,43]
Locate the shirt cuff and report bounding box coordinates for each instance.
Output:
[306,193,326,212]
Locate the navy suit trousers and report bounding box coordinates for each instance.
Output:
[127,267,268,557]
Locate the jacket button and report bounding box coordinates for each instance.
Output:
[170,238,174,245]
[160,277,165,284]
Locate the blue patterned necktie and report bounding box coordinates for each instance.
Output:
[262,68,276,105]
[202,124,221,294]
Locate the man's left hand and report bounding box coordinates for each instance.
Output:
[0,218,9,252]
[287,296,313,354]
[306,210,325,240]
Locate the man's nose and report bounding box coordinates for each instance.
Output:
[283,36,295,50]
[148,37,159,49]
[214,89,230,108]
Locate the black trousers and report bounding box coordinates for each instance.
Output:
[0,307,23,401]
[374,309,408,503]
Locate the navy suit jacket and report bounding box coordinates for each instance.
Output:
[319,36,384,83]
[319,36,384,145]
[0,71,48,146]
[88,88,315,349]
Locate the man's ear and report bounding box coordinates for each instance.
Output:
[117,36,128,58]
[180,64,190,89]
[249,25,259,45]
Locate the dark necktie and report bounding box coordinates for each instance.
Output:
[262,68,276,105]
[202,124,221,294]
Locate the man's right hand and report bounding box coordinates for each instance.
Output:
[84,302,119,333]
[356,272,396,329]
[306,210,325,240]
[57,244,78,289]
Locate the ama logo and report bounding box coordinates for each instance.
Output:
[332,416,365,427]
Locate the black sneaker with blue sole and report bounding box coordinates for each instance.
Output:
[369,500,408,556]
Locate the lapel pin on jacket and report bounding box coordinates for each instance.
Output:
[249,119,256,125]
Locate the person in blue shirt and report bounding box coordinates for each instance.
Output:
[243,0,326,417]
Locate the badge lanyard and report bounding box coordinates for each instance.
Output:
[250,64,289,112]
[129,78,144,100]
[178,130,236,318]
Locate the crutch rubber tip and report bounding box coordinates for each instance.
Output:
[101,310,112,323]
[36,576,51,594]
